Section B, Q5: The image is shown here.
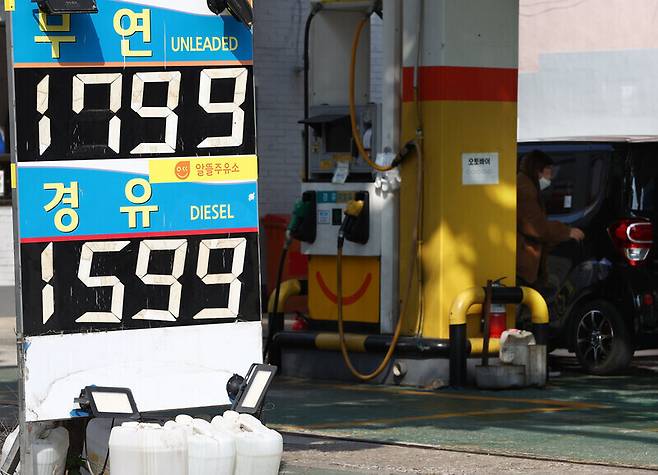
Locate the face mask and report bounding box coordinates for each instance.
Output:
[539,177,552,191]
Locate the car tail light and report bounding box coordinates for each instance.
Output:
[609,219,654,266]
[643,293,654,306]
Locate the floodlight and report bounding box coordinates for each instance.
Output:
[207,0,253,27]
[34,0,98,14]
[74,386,139,419]
[230,363,277,415]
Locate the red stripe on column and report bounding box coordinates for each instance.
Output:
[402,66,518,102]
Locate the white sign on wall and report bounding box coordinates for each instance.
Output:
[462,152,499,186]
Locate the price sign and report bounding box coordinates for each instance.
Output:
[7,1,261,421]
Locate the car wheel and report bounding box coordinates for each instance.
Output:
[572,300,632,375]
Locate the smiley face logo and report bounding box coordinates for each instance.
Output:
[175,161,190,180]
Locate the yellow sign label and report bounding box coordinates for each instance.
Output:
[149,155,258,184]
[10,164,16,189]
[4,0,15,11]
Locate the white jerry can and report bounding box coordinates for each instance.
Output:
[82,417,135,475]
[213,411,283,475]
[499,329,536,364]
[109,422,187,475]
[0,425,69,475]
[33,427,69,475]
[167,414,236,475]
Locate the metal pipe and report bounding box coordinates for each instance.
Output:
[379,0,402,335]
[522,286,549,346]
[449,287,485,326]
[523,286,549,324]
[317,1,377,11]
[303,4,322,180]
[267,279,303,314]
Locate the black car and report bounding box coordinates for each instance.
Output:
[518,142,657,375]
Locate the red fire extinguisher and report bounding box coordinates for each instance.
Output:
[489,281,507,338]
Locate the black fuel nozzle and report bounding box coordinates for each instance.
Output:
[286,200,307,249]
[289,191,317,244]
[391,139,417,168]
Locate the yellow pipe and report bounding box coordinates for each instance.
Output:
[349,16,395,172]
[449,287,485,326]
[449,286,548,327]
[469,338,501,355]
[316,333,367,352]
[522,287,549,325]
[267,279,302,314]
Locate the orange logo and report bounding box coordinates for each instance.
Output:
[175,161,190,180]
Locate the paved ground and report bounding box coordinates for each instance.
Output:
[267,354,658,472]
[280,434,654,474]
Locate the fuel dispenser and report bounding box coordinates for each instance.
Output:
[271,0,548,387]
[296,1,393,334]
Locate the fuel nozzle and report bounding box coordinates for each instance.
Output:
[286,200,308,249]
[345,200,365,219]
[338,199,367,249]
[287,191,317,244]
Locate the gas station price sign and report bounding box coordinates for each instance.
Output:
[7,0,261,421]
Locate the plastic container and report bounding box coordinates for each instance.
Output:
[499,329,536,364]
[82,418,132,475]
[170,415,236,475]
[0,425,19,470]
[213,411,282,475]
[0,425,69,475]
[34,427,69,475]
[109,422,187,475]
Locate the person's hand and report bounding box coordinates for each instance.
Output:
[569,227,585,241]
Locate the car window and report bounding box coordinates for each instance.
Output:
[627,144,658,216]
[517,148,610,216]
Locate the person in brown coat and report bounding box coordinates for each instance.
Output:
[517,150,585,286]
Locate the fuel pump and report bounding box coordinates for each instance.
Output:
[270,0,427,383]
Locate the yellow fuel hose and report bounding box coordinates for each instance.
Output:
[337,140,424,381]
[349,16,395,172]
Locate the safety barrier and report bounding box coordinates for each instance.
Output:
[449,286,549,387]
[267,279,304,314]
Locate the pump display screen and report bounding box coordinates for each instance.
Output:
[8,1,262,421]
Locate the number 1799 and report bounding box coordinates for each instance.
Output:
[35,67,248,156]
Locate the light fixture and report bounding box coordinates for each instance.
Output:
[230,363,277,415]
[207,0,253,28]
[34,0,98,14]
[74,386,140,419]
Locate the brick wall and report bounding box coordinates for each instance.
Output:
[253,0,309,217]
[254,2,383,216]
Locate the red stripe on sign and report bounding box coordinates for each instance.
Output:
[402,66,518,102]
[20,227,260,244]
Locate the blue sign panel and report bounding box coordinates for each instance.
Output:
[11,0,253,65]
[18,164,259,241]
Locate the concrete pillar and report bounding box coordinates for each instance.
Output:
[399,0,519,339]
